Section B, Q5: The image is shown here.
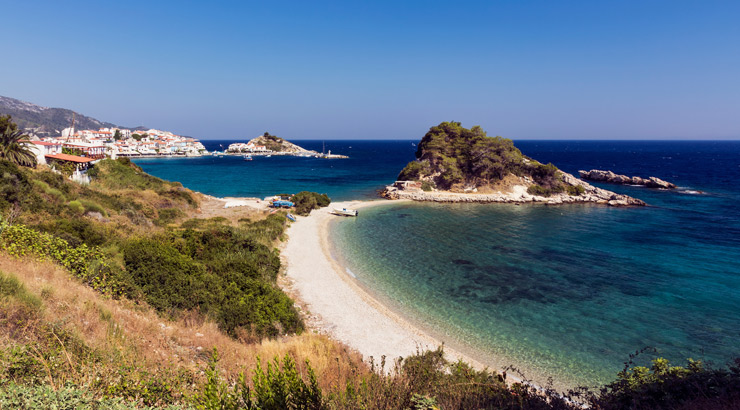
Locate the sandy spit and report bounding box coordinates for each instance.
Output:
[280,200,493,372]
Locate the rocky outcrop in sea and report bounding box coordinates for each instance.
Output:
[579,169,676,189]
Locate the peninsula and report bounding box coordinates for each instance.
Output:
[382,122,645,206]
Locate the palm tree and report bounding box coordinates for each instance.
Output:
[0,128,37,167]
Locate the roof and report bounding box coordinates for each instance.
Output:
[31,141,61,146]
[45,153,95,163]
[63,142,105,148]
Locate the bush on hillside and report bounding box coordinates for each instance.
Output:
[0,160,49,214]
[123,229,302,338]
[35,218,107,248]
[582,357,740,410]
[0,223,130,297]
[122,238,210,313]
[195,350,322,410]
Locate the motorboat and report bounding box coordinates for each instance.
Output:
[332,207,358,217]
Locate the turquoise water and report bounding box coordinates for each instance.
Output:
[137,140,740,388]
[331,201,740,387]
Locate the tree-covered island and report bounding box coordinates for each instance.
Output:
[384,122,645,206]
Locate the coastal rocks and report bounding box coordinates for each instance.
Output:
[579,169,676,189]
[382,172,646,207]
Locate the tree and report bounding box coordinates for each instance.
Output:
[0,114,19,135]
[0,120,37,167]
[113,129,122,141]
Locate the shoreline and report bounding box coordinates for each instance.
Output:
[280,199,567,390]
[382,171,646,207]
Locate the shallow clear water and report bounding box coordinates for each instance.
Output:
[137,140,740,387]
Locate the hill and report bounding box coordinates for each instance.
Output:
[248,132,313,153]
[0,95,144,138]
[386,122,645,206]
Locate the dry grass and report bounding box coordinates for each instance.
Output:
[0,254,367,393]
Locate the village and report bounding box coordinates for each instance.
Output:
[25,126,208,183]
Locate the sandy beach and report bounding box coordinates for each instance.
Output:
[281,200,494,373]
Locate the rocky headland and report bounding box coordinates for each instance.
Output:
[579,169,676,189]
[382,122,646,207]
[229,132,349,158]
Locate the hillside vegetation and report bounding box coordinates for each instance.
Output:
[398,122,584,196]
[0,157,301,339]
[0,128,737,408]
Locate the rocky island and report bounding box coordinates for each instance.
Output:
[382,122,645,206]
[227,132,348,158]
[579,169,676,189]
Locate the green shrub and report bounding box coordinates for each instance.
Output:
[527,184,548,196]
[67,200,84,215]
[156,208,185,226]
[122,232,301,338]
[245,213,287,244]
[122,238,209,313]
[566,184,585,196]
[195,350,321,410]
[527,183,565,197]
[0,159,50,213]
[79,199,107,216]
[35,218,107,248]
[398,161,426,181]
[0,223,127,297]
[585,357,740,410]
[420,181,434,192]
[290,191,331,216]
[0,270,41,311]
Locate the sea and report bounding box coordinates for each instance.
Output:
[134,140,740,388]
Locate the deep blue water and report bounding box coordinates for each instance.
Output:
[134,140,416,200]
[136,140,740,387]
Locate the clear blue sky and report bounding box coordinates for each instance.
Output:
[2,0,738,140]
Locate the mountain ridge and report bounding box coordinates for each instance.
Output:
[0,95,146,138]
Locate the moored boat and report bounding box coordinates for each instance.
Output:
[332,207,358,217]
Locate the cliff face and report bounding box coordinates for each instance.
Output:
[387,122,645,206]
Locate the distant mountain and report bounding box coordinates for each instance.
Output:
[0,95,146,138]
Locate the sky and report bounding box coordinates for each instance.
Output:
[2,0,739,140]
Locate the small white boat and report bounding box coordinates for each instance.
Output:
[243,154,252,161]
[332,207,358,217]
